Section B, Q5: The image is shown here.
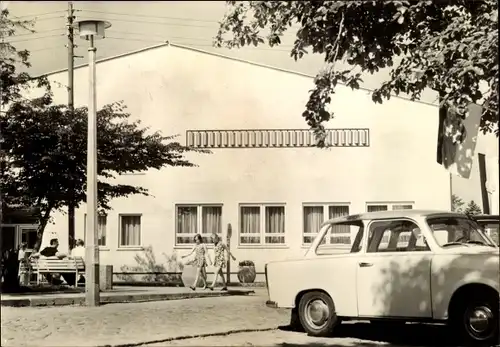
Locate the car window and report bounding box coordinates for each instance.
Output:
[479,222,499,246]
[367,219,430,253]
[427,217,494,247]
[314,221,363,255]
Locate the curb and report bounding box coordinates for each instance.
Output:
[0,289,255,307]
[102,327,277,347]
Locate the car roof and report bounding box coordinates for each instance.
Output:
[322,209,465,225]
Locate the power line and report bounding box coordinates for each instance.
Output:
[27,15,66,22]
[77,15,216,28]
[76,9,219,23]
[6,34,65,43]
[108,30,208,41]
[10,28,64,38]
[105,36,167,44]
[13,10,66,19]
[107,30,295,48]
[30,45,66,52]
[105,36,293,52]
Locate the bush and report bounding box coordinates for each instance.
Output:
[239,260,255,267]
[117,246,184,283]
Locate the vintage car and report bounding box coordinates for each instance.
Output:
[265,210,499,345]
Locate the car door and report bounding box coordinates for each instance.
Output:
[356,218,433,318]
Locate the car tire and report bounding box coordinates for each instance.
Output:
[290,308,305,332]
[450,294,499,346]
[298,291,338,337]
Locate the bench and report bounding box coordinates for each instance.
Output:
[29,257,85,287]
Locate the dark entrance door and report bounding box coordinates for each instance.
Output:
[1,226,16,253]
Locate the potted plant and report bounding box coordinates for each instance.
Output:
[237,260,256,284]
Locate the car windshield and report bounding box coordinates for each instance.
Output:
[426,216,496,248]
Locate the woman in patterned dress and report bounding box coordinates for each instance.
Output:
[182,234,211,290]
[208,233,236,291]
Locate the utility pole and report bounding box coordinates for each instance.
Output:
[67,2,75,252]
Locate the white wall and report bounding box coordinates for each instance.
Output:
[37,44,450,272]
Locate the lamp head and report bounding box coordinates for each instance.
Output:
[76,20,112,40]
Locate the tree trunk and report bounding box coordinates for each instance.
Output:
[68,203,75,251]
[33,207,53,252]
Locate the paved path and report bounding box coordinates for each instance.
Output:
[1,289,288,347]
[1,289,458,347]
[145,329,393,347]
[144,323,459,347]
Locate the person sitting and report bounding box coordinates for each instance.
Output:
[70,239,85,284]
[32,239,76,286]
[70,239,85,261]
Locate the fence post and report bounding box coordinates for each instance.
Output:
[226,223,232,285]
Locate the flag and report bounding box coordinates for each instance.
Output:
[436,103,482,179]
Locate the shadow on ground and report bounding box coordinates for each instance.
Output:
[278,321,458,347]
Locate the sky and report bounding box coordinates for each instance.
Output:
[5,0,437,99]
[4,1,498,207]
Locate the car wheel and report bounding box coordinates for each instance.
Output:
[451,295,499,345]
[298,291,338,337]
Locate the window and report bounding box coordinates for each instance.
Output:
[367,202,414,212]
[367,219,430,253]
[176,205,222,245]
[303,204,351,245]
[119,215,141,247]
[83,213,107,246]
[315,221,363,255]
[186,129,370,148]
[240,204,285,245]
[20,227,37,251]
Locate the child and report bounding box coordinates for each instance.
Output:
[181,234,212,290]
[208,233,236,291]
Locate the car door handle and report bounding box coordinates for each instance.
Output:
[358,262,373,267]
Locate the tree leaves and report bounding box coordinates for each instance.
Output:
[215,1,499,144]
[1,98,209,235]
[0,9,51,107]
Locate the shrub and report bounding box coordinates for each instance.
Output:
[117,246,184,283]
[239,260,255,267]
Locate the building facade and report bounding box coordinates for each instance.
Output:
[34,43,451,275]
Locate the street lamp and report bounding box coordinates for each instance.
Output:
[76,19,111,307]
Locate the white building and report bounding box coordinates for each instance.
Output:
[30,43,453,277]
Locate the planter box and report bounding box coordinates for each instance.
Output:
[237,265,256,283]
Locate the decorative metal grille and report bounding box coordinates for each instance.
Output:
[186,129,370,148]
